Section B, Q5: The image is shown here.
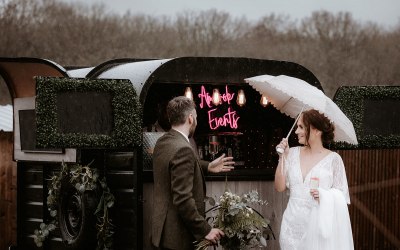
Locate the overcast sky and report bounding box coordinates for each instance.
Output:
[60,0,400,28]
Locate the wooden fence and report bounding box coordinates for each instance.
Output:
[0,132,17,250]
[339,149,400,250]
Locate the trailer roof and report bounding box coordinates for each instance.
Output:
[95,59,172,97]
[0,57,323,104]
[82,57,323,103]
[0,57,68,98]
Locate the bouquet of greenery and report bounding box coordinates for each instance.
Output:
[196,189,272,250]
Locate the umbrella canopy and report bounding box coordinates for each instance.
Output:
[245,74,358,145]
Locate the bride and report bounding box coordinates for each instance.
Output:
[274,109,354,250]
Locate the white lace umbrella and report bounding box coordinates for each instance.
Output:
[244,74,358,145]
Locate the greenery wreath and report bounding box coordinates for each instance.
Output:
[33,161,115,249]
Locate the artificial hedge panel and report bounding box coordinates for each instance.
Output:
[35,77,142,148]
[333,85,400,149]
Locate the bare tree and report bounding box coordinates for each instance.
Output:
[0,0,399,96]
[174,9,234,56]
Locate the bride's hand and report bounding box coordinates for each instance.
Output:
[276,138,289,156]
[310,189,319,201]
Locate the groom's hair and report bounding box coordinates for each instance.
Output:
[302,109,335,146]
[167,96,196,126]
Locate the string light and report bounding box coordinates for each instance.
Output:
[260,95,269,107]
[212,88,221,106]
[184,86,193,100]
[236,89,246,106]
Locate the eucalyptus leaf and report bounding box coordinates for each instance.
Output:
[107,200,114,208]
[205,196,216,206]
[260,236,267,246]
[95,194,105,215]
[50,210,57,217]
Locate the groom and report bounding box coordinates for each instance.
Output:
[151,96,234,249]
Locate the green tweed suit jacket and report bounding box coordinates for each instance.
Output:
[151,129,211,250]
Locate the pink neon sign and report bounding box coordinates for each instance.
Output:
[208,107,239,130]
[197,85,240,130]
[198,85,235,108]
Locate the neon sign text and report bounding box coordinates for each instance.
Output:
[208,107,240,130]
[197,85,240,130]
[198,85,235,108]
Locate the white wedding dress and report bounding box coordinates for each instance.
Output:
[279,147,353,250]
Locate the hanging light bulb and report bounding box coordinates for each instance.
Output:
[260,95,269,107]
[184,86,193,100]
[212,88,221,106]
[236,89,246,106]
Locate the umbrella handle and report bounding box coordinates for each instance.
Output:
[285,112,301,139]
[276,147,285,154]
[276,106,305,155]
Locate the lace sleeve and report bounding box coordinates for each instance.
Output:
[332,153,351,204]
[284,147,297,189]
[284,154,290,189]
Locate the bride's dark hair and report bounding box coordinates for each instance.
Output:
[302,109,335,146]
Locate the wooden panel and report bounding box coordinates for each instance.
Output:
[112,189,136,208]
[20,167,45,185]
[107,170,135,189]
[19,219,43,235]
[17,236,41,250]
[20,185,44,202]
[17,163,45,249]
[106,151,139,250]
[0,132,17,250]
[106,152,135,170]
[47,237,69,250]
[19,202,44,219]
[338,149,400,250]
[142,183,154,249]
[112,209,137,228]
[114,228,137,249]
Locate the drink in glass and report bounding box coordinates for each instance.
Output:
[310,177,319,189]
[208,135,219,160]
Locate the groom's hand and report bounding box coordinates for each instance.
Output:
[208,153,235,173]
[205,228,225,244]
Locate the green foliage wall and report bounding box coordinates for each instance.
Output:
[35,77,142,148]
[333,86,400,149]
